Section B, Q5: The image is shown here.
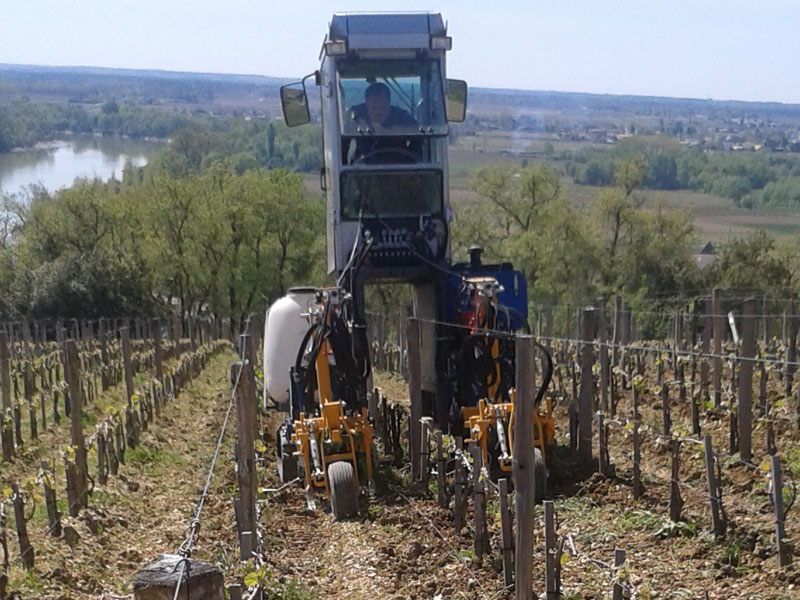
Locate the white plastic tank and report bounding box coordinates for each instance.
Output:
[263,287,317,410]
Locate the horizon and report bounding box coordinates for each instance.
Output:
[2,1,800,105]
[4,61,800,109]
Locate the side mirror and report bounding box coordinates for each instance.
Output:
[280,83,310,127]
[445,79,467,123]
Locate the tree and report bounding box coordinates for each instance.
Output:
[457,163,600,305]
[708,230,792,293]
[647,154,678,190]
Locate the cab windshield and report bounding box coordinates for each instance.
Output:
[340,169,443,220]
[338,58,447,137]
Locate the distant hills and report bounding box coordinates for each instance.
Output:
[0,63,292,86]
[3,63,800,123]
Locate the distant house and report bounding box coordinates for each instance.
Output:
[693,242,716,269]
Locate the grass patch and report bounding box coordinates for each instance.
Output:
[614,509,662,534]
[783,446,800,480]
[9,568,46,595]
[243,565,317,600]
[82,410,98,427]
[126,445,183,469]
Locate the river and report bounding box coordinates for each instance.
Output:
[0,135,162,199]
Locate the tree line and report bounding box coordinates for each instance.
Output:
[563,136,800,208]
[2,112,799,332]
[0,98,201,152]
[454,158,800,336]
[0,161,323,330]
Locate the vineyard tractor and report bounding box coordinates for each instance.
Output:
[263,12,555,518]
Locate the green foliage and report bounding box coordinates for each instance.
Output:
[559,135,800,209]
[0,164,324,322]
[707,229,793,293]
[243,565,316,600]
[460,159,707,315]
[0,97,194,151]
[456,163,599,305]
[755,175,800,207]
[146,119,322,177]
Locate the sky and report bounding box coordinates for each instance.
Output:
[2,0,800,104]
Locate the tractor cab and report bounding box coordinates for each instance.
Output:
[280,12,467,280]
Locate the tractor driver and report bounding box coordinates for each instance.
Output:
[347,82,422,164]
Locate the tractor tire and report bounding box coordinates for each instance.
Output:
[276,424,298,483]
[534,447,547,503]
[328,461,358,519]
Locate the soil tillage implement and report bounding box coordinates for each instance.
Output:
[277,288,373,519]
[270,11,556,514]
[455,276,555,501]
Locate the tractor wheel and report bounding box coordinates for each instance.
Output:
[276,424,298,483]
[534,447,547,503]
[328,461,358,519]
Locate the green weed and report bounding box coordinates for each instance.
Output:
[126,445,182,469]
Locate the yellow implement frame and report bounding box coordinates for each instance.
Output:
[291,332,373,497]
[462,389,554,472]
[292,402,373,494]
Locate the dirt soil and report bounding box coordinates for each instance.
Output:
[4,350,241,599]
[6,351,800,600]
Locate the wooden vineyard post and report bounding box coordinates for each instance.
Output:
[436,430,447,508]
[38,369,46,433]
[597,411,608,476]
[669,439,683,522]
[107,429,119,476]
[228,584,243,600]
[690,381,701,436]
[632,384,643,499]
[612,295,621,368]
[771,455,791,567]
[23,361,36,441]
[612,548,626,600]
[470,444,489,562]
[453,437,466,533]
[786,299,797,398]
[99,318,108,391]
[379,393,391,454]
[65,340,88,513]
[41,461,61,537]
[0,332,12,461]
[729,360,738,455]
[661,381,671,437]
[153,318,164,383]
[368,387,379,433]
[738,299,755,463]
[420,418,431,488]
[132,555,224,600]
[704,434,724,540]
[115,420,126,466]
[121,327,139,448]
[568,359,578,454]
[713,288,723,408]
[97,428,108,486]
[671,312,679,375]
[234,359,257,560]
[544,500,557,600]
[407,318,422,482]
[579,308,596,463]
[11,483,34,569]
[513,335,535,600]
[598,299,610,413]
[498,478,514,588]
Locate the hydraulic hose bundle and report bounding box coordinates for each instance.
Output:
[293,290,371,417]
